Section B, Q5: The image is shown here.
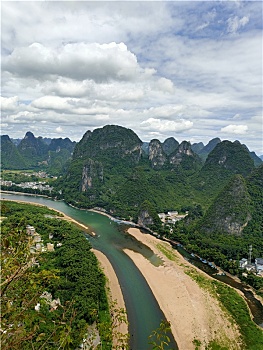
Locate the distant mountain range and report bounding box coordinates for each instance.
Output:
[1,125,262,237]
[1,131,76,175]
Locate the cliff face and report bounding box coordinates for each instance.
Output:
[63,125,143,205]
[81,159,103,191]
[169,141,202,171]
[148,139,167,169]
[200,175,251,235]
[137,200,162,229]
[137,209,155,226]
[169,141,193,165]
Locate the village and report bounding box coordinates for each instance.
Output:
[26,224,61,254]
[0,179,53,192]
[158,210,188,224]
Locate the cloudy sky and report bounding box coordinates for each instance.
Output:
[1,1,262,154]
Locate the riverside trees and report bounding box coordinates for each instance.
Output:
[0,201,112,349]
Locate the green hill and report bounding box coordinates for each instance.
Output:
[199,174,251,235]
[1,132,75,175]
[193,140,255,202]
[0,135,27,169]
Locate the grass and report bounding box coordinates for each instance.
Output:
[185,267,263,350]
[156,242,179,262]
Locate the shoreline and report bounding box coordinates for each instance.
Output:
[1,196,127,331]
[2,193,262,344]
[1,197,91,233]
[125,228,241,350]
[1,189,51,198]
[92,249,128,341]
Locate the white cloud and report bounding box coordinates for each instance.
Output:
[1,96,19,111]
[32,96,74,111]
[156,78,174,93]
[221,124,248,135]
[3,42,150,83]
[1,1,262,154]
[227,16,249,34]
[55,126,63,133]
[141,118,193,133]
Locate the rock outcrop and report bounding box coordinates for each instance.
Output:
[81,159,103,191]
[149,139,167,169]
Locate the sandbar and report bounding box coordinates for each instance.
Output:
[125,228,242,350]
[92,249,128,340]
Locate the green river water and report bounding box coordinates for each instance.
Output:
[1,193,178,350]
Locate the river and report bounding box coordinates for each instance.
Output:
[174,245,263,328]
[1,192,178,349]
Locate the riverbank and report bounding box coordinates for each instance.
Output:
[1,197,128,332]
[92,249,128,341]
[89,208,113,219]
[1,197,92,233]
[1,190,50,198]
[126,228,242,350]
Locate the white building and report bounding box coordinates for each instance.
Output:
[239,258,248,268]
[255,258,263,274]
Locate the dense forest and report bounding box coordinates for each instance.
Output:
[1,125,263,297]
[0,132,75,174]
[162,166,263,295]
[0,201,118,349]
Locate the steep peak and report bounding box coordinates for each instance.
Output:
[177,141,193,155]
[199,137,221,157]
[192,142,204,153]
[148,139,167,169]
[1,134,11,142]
[82,130,92,142]
[73,124,142,165]
[203,140,254,177]
[162,137,179,156]
[24,131,35,139]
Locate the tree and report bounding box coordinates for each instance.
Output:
[148,320,172,350]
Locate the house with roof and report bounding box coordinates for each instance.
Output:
[255,258,263,275]
[239,258,248,269]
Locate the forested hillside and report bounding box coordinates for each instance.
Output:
[166,164,263,292]
[1,132,76,175]
[55,125,260,223]
[0,201,114,349]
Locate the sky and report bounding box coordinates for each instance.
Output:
[1,1,262,155]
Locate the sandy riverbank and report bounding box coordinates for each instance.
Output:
[1,197,128,339]
[92,249,128,340]
[125,228,242,350]
[88,208,114,219]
